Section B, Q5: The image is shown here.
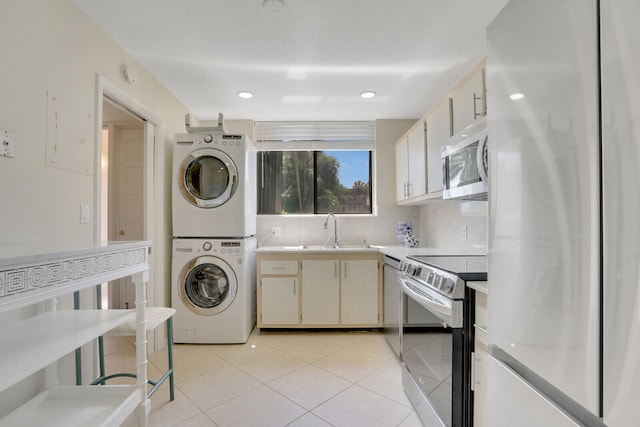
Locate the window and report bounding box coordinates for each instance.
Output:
[255,122,374,215]
[258,150,372,214]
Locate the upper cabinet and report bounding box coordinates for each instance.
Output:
[394,59,487,205]
[396,121,427,203]
[450,66,487,136]
[426,99,451,194]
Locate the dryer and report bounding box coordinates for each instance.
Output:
[171,237,256,343]
[172,132,257,238]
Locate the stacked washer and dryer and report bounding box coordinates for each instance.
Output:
[171,118,257,343]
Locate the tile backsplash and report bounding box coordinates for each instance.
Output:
[256,203,419,248]
[418,200,488,251]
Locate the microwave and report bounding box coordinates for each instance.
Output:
[442,120,488,200]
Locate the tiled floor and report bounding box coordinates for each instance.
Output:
[107,329,424,427]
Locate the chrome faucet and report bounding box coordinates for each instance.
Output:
[323,213,339,248]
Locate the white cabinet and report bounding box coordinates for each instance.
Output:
[258,259,299,327]
[426,99,451,194]
[341,259,379,325]
[451,66,486,136]
[470,285,488,427]
[396,122,427,202]
[0,241,150,427]
[260,277,299,325]
[257,252,381,329]
[302,260,339,325]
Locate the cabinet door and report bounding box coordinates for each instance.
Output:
[260,277,299,325]
[473,342,488,427]
[407,122,427,199]
[301,260,339,325]
[341,260,379,325]
[426,100,451,194]
[451,68,486,135]
[395,137,409,202]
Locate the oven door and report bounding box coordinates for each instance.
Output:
[399,276,463,328]
[401,276,467,427]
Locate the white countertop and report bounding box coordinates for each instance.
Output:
[0,241,151,269]
[256,244,487,258]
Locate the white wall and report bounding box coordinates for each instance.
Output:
[0,0,188,415]
[255,119,420,247]
[418,200,488,251]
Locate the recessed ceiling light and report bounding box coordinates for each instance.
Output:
[360,91,376,99]
[237,91,254,99]
[509,93,525,100]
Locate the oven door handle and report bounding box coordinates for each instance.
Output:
[400,276,463,328]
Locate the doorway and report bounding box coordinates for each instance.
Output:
[101,99,144,309]
[95,74,166,351]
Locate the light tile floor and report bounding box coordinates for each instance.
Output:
[106,329,424,427]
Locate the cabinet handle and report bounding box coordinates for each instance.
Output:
[406,182,412,197]
[471,351,476,391]
[448,97,454,137]
[473,92,483,119]
[293,279,296,296]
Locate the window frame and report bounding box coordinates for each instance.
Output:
[257,149,375,216]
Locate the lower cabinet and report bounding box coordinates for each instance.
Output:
[257,252,381,329]
[472,288,488,427]
[302,260,340,325]
[261,277,299,325]
[341,259,379,325]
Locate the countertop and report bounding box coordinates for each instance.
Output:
[0,241,151,269]
[256,244,487,259]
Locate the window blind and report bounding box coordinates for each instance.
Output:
[254,121,375,151]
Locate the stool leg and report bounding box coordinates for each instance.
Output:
[167,317,175,401]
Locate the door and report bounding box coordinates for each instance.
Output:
[177,256,238,315]
[601,1,640,425]
[114,127,144,309]
[301,260,339,325]
[260,277,299,325]
[177,148,238,208]
[487,0,600,417]
[426,99,450,194]
[341,259,378,325]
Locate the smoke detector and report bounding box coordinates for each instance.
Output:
[263,0,285,14]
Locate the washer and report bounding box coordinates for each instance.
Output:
[172,132,257,238]
[171,237,256,343]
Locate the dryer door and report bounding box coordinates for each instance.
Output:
[178,255,238,315]
[178,148,238,208]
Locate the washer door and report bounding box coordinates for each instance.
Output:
[178,255,238,315]
[178,148,238,208]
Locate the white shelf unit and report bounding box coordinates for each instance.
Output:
[0,241,151,427]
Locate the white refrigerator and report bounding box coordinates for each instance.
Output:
[487,0,640,426]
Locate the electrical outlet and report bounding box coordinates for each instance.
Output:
[271,227,282,237]
[461,225,468,241]
[80,204,90,224]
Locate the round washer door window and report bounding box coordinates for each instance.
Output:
[178,256,238,315]
[178,148,238,208]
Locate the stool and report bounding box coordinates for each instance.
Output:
[92,306,176,401]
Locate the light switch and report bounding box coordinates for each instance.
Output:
[80,204,90,224]
[1,128,15,158]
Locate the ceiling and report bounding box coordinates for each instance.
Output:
[74,0,509,122]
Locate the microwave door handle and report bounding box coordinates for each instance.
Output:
[477,135,488,183]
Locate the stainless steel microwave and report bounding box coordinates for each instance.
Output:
[442,120,488,200]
